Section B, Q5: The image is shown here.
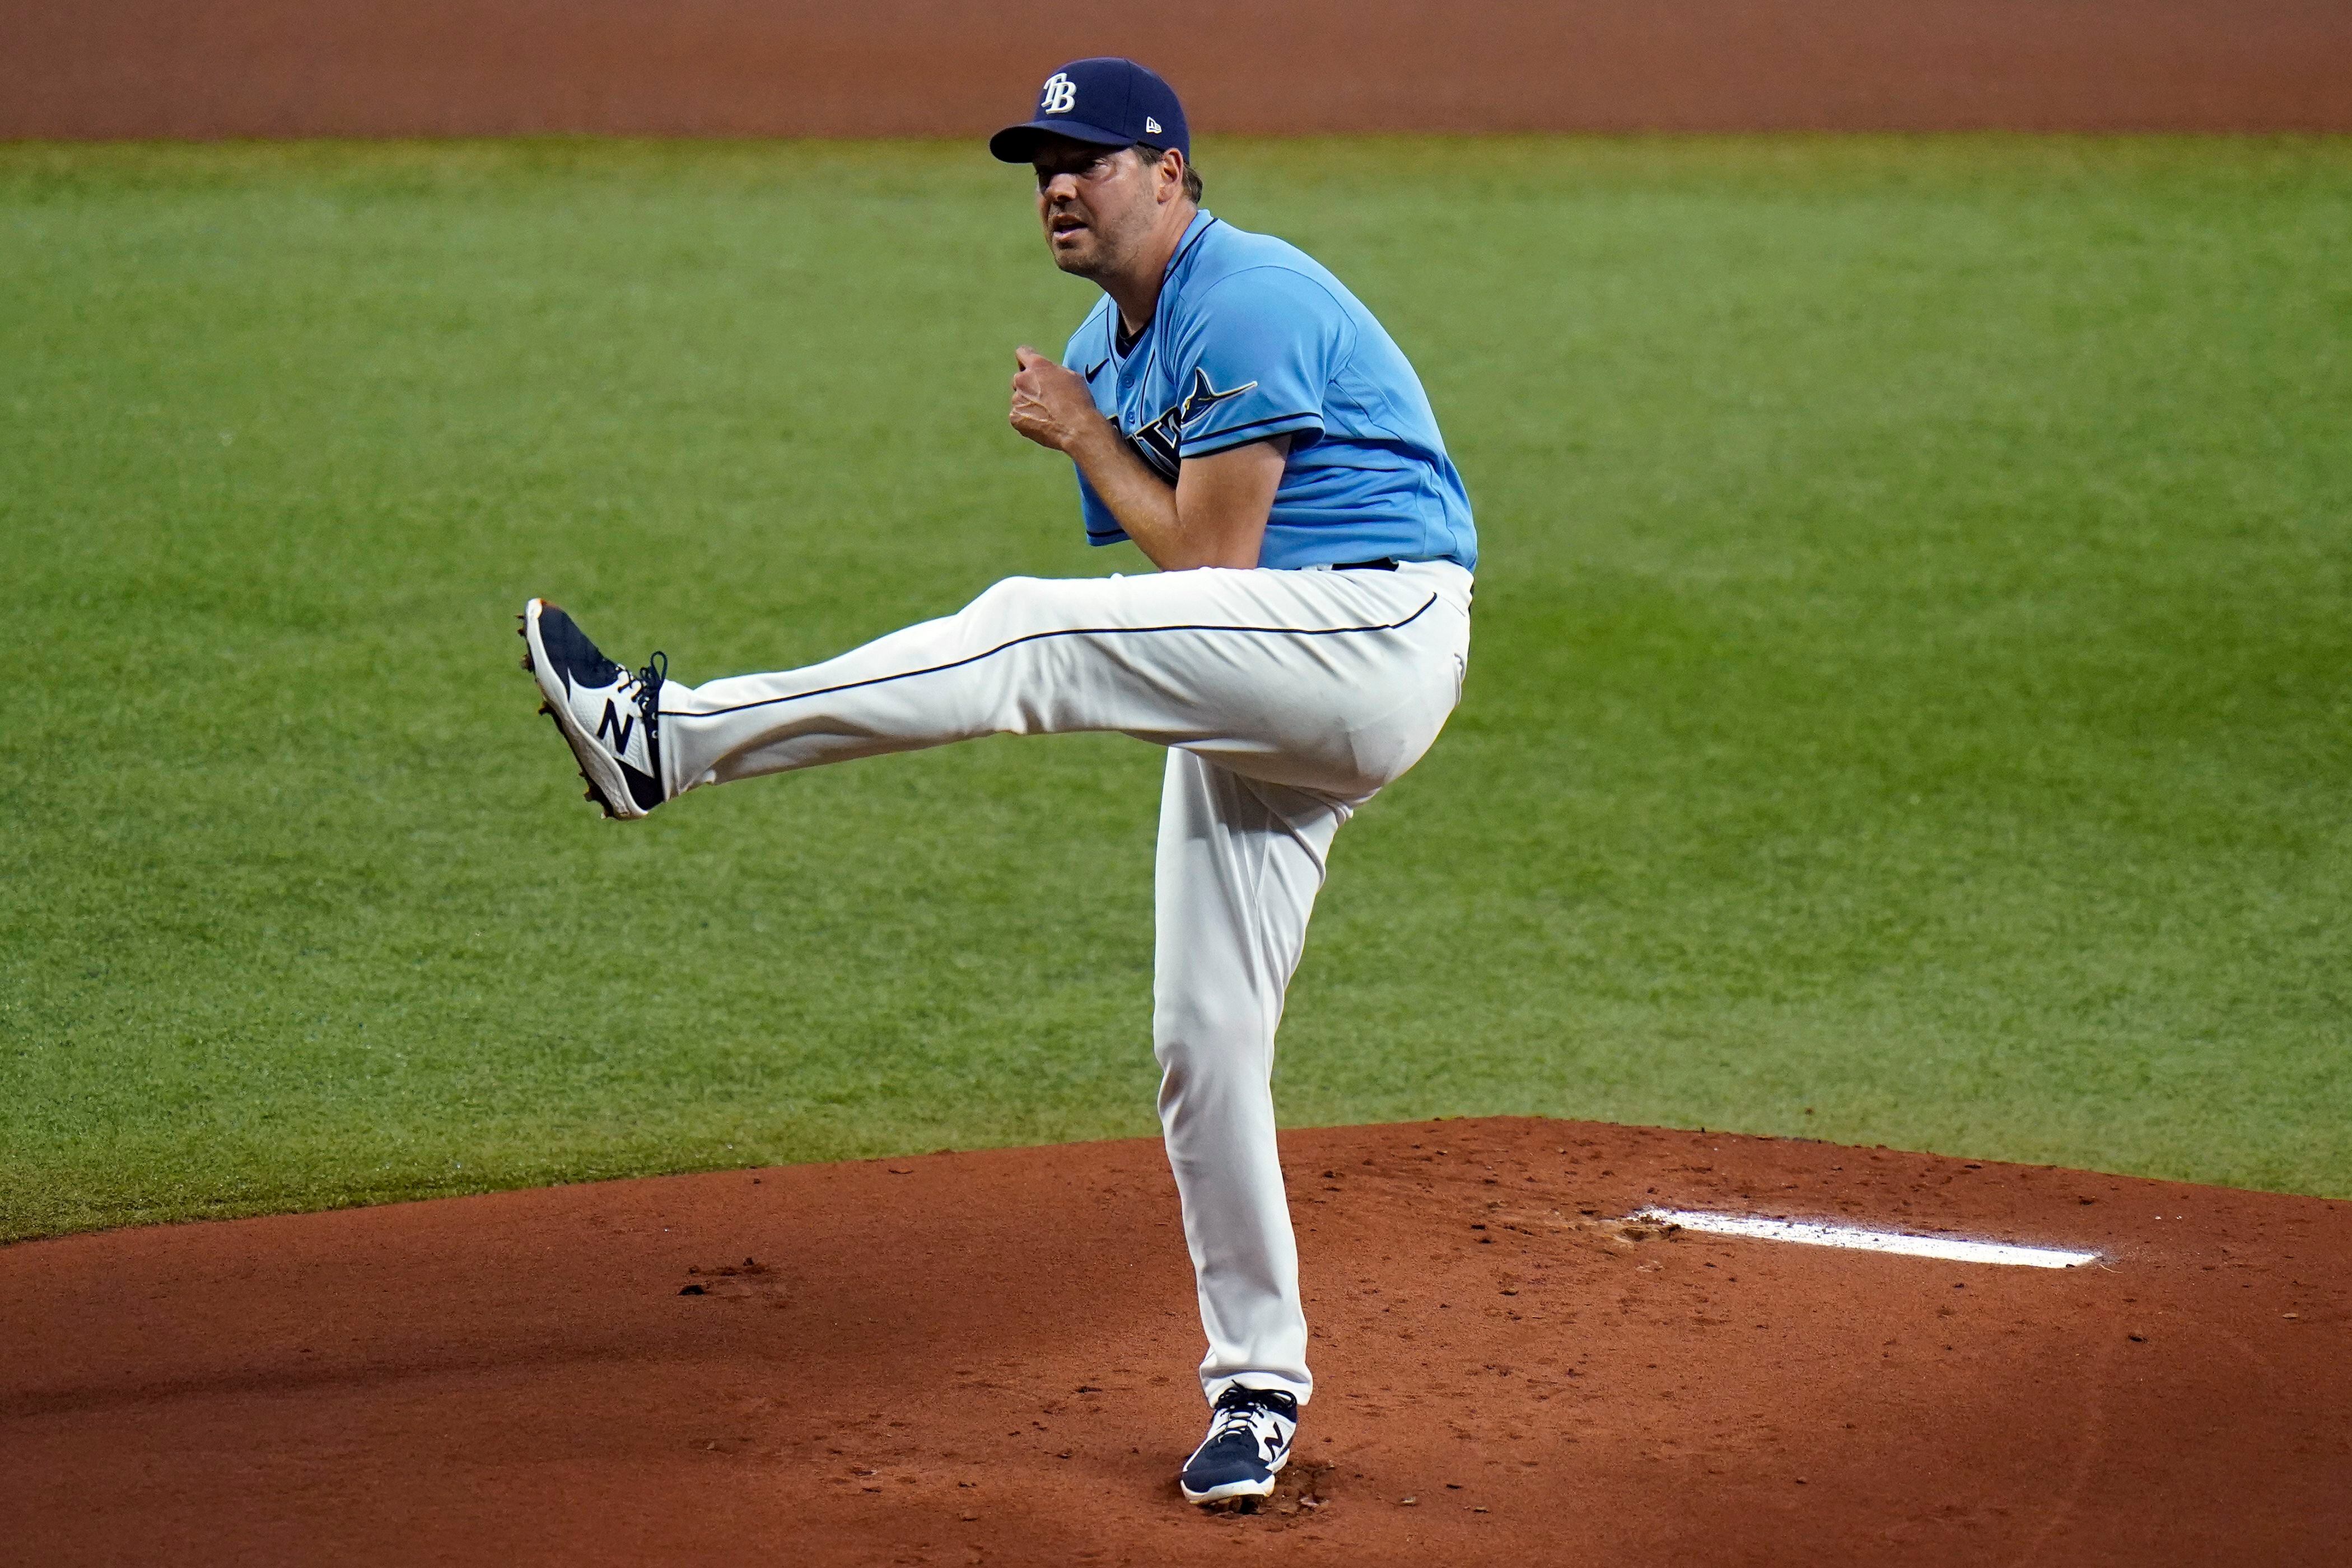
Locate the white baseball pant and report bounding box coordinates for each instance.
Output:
[656,559,1473,1406]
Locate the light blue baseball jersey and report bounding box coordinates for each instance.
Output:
[1064,211,1477,572]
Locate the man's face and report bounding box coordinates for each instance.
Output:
[1032,138,1161,279]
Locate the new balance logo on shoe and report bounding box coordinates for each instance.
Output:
[596,701,635,754]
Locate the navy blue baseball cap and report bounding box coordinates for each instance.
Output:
[988,58,1190,164]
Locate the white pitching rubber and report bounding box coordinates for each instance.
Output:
[1632,1208,2100,1268]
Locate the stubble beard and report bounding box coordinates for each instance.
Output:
[1051,243,1108,282]
[1050,202,1149,286]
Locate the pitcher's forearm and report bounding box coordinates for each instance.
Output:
[1066,424,1198,567]
[1068,426,1279,572]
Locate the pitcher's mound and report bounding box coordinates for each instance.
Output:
[7,1118,2348,1565]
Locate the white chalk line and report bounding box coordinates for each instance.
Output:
[1631,1208,2099,1268]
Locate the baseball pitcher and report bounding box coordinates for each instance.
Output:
[520,57,1477,1505]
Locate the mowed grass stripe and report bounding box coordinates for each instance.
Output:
[2,138,2346,1240]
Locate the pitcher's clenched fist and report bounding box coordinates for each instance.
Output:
[1009,346,1109,455]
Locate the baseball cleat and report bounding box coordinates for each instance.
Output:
[520,598,670,820]
[1178,1386,1297,1505]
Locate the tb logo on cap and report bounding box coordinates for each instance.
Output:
[1040,72,1077,114]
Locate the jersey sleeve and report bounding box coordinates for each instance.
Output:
[1169,267,1352,460]
[1065,307,1129,547]
[1075,466,1126,545]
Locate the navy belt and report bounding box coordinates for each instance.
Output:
[1333,558,1400,571]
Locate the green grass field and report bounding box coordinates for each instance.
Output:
[4,137,2348,1242]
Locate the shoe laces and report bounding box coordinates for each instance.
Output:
[1203,1391,1291,1458]
[633,651,667,743]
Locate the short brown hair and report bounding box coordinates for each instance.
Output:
[1133,143,1203,204]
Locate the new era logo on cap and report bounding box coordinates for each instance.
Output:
[988,58,1191,163]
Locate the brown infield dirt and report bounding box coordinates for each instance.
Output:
[5,1117,2348,1566]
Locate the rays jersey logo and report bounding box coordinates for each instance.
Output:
[1124,367,1259,479]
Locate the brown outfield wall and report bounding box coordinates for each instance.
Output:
[4,0,2350,141]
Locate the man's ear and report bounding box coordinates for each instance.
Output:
[1161,148,1187,203]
